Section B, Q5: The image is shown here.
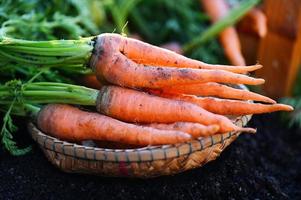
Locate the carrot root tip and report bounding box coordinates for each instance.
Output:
[254,64,263,70]
[258,78,265,84]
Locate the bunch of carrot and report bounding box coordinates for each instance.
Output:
[0,33,293,150]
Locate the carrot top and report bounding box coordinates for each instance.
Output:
[0,36,95,74]
[0,80,99,106]
[0,80,100,155]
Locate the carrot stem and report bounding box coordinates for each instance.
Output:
[23,104,40,118]
[0,82,99,106]
[0,36,94,69]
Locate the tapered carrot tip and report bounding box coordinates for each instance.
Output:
[253,64,263,70]
[258,28,267,38]
[240,64,262,71]
[278,104,294,111]
[239,64,263,74]
[257,78,265,85]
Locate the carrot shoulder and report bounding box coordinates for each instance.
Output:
[37,104,191,146]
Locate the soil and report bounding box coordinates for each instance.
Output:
[1,113,300,200]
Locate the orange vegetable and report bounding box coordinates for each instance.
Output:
[201,0,246,66]
[90,35,261,89]
[238,8,267,38]
[37,104,191,146]
[149,82,275,103]
[91,35,264,88]
[146,122,220,138]
[117,34,258,72]
[154,93,293,116]
[81,40,184,89]
[96,86,256,133]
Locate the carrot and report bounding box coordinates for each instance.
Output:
[155,94,294,115]
[90,33,261,74]
[3,82,259,134]
[149,82,276,103]
[219,28,245,66]
[238,8,267,38]
[91,42,264,88]
[80,74,102,89]
[96,85,256,133]
[37,104,192,146]
[146,122,220,138]
[201,0,246,66]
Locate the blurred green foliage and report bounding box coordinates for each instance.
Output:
[0,0,105,39]
[0,0,262,84]
[128,0,226,63]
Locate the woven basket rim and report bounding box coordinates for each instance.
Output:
[28,115,251,162]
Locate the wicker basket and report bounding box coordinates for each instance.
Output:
[28,113,251,178]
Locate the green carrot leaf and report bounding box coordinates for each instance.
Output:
[1,99,32,155]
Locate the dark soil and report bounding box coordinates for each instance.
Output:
[1,113,301,200]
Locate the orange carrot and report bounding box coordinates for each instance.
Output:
[155,94,294,115]
[146,122,220,138]
[37,104,191,146]
[238,8,267,38]
[91,39,264,88]
[201,0,246,66]
[96,86,256,133]
[149,82,275,103]
[90,33,261,75]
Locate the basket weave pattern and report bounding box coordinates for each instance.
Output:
[28,114,251,178]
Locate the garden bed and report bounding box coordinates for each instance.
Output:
[1,113,300,199]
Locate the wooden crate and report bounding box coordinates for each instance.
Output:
[239,0,301,98]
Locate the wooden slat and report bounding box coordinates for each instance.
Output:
[263,0,301,39]
[255,0,301,98]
